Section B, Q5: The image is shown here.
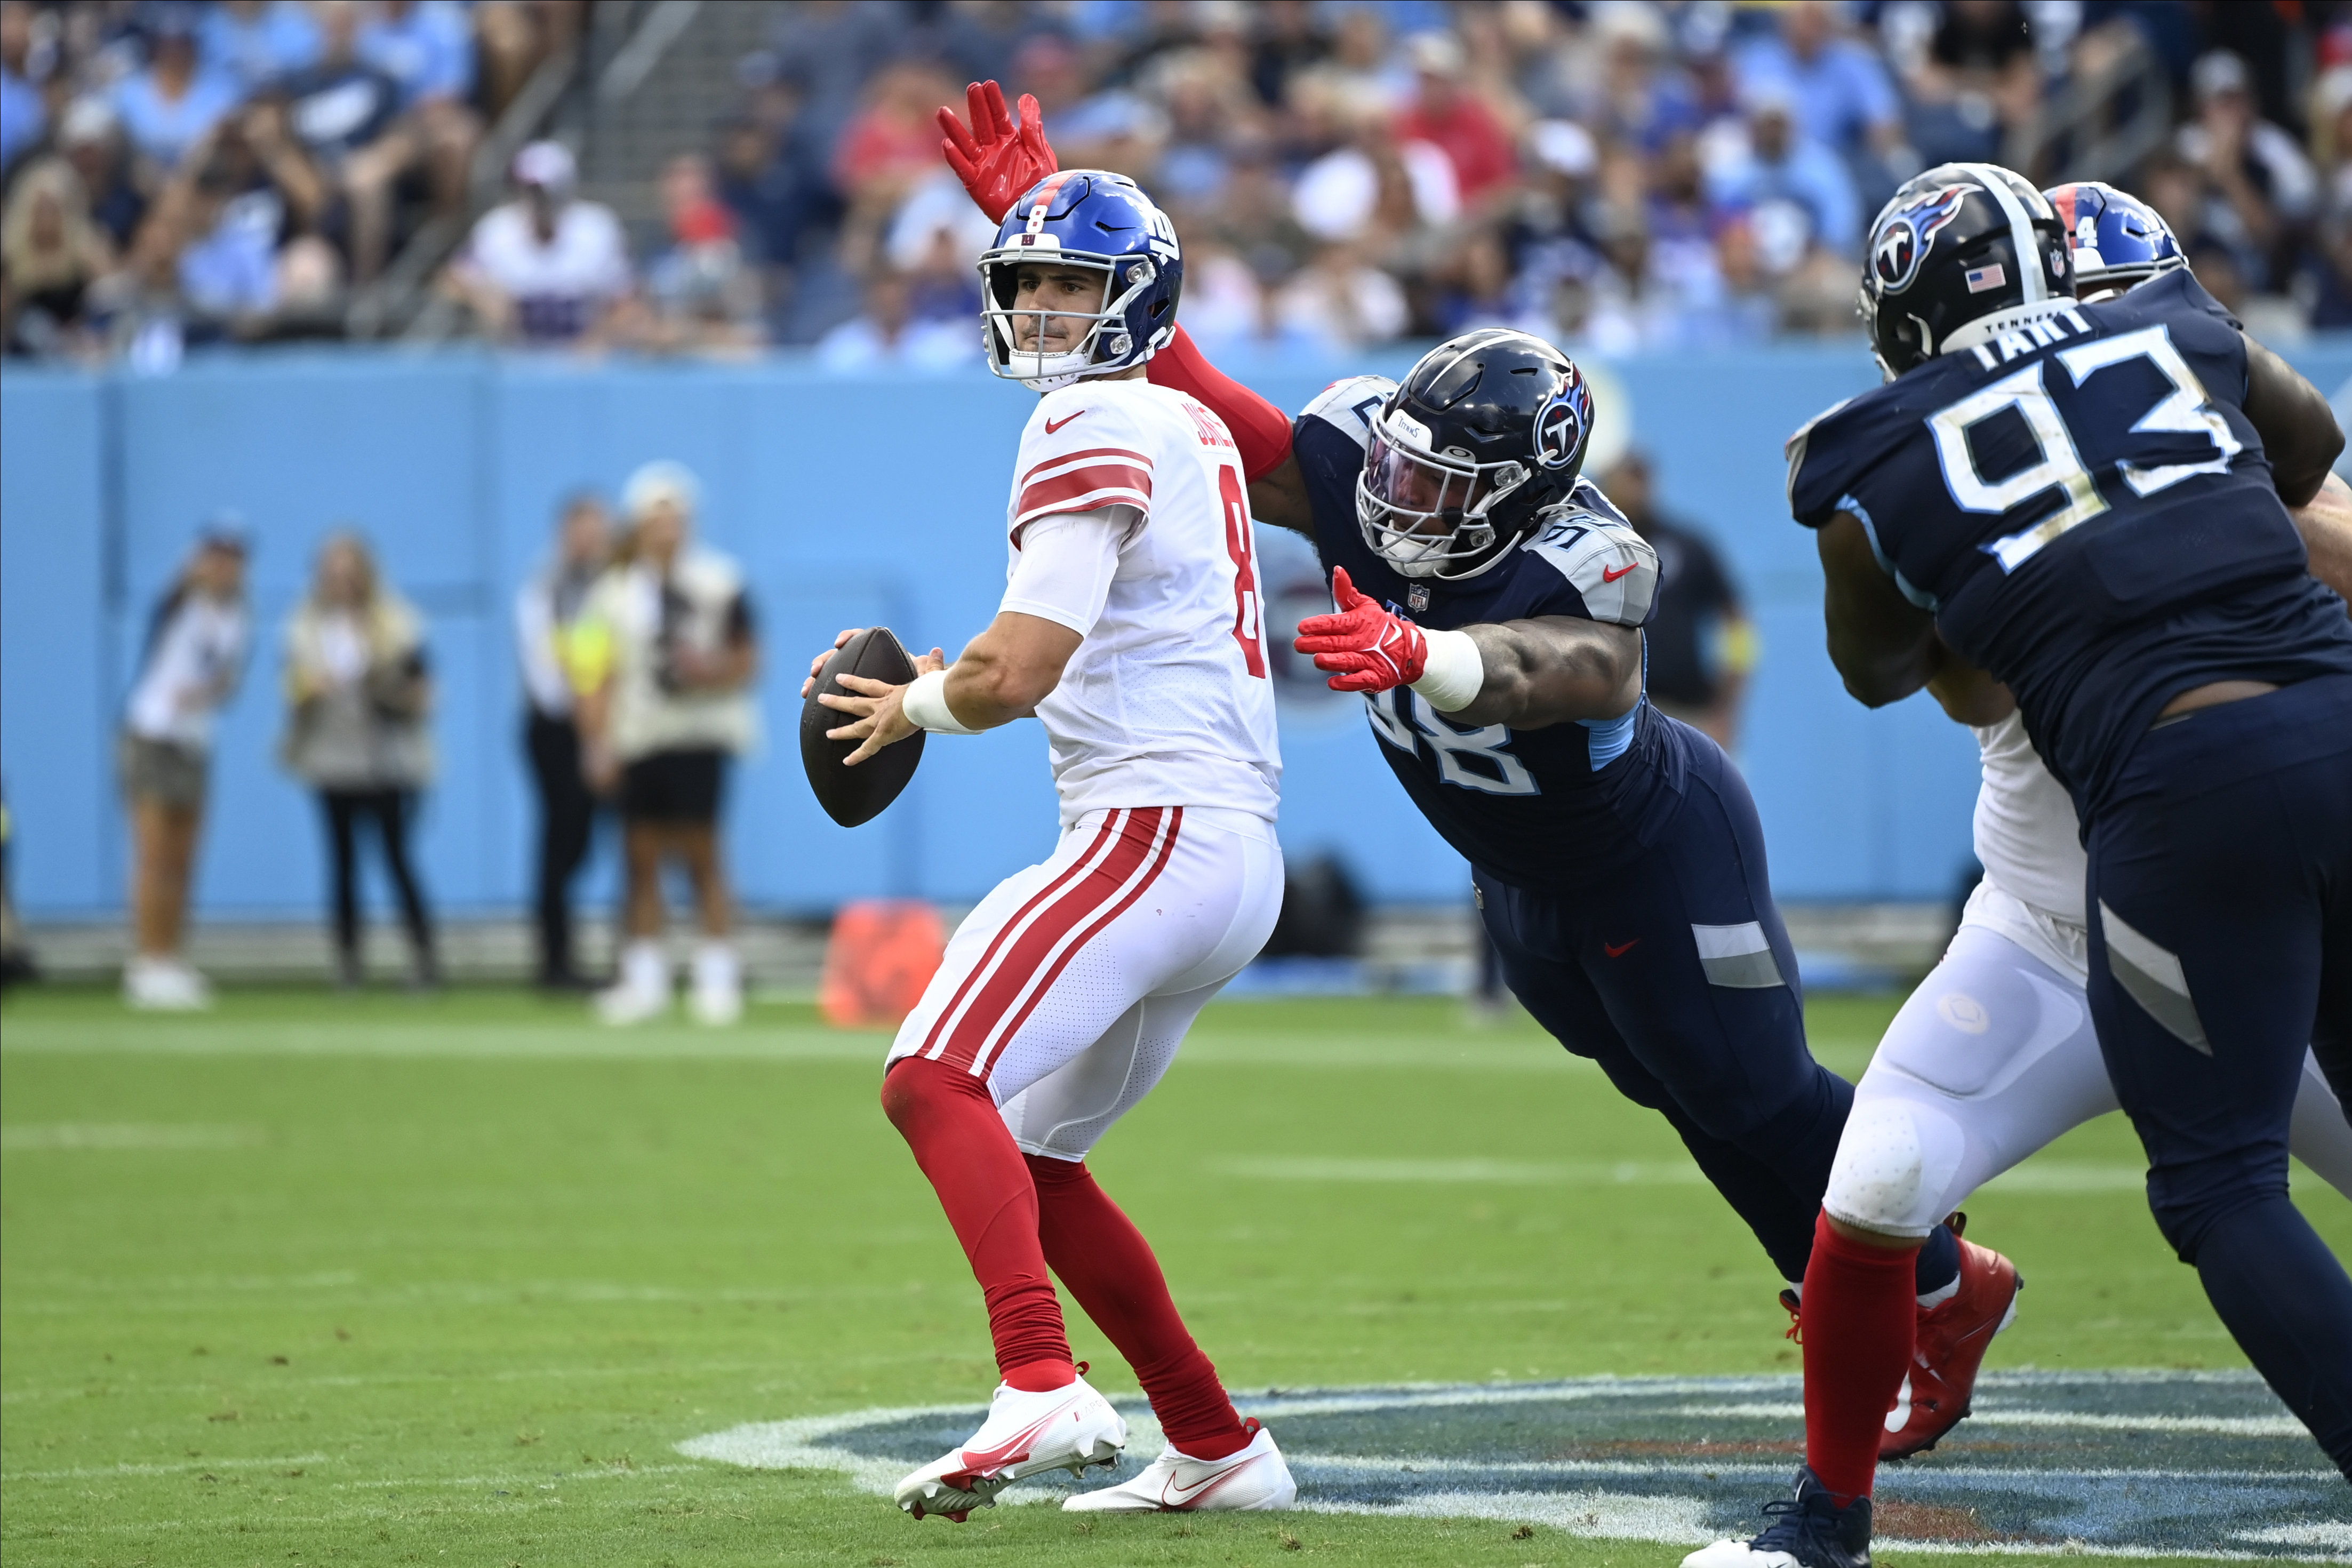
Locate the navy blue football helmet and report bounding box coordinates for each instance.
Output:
[1860,162,2074,380]
[2043,180,2186,300]
[979,170,1183,390]
[1358,329,1596,581]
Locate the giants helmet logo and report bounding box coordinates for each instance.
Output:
[1533,372,1591,471]
[1871,185,1974,295]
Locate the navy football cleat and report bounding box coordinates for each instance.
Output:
[1681,1466,1873,1568]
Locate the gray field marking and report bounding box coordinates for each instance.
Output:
[679,1372,2352,1559]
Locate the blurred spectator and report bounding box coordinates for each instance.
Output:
[279,531,438,992]
[1,0,42,180]
[815,267,976,370]
[110,4,243,179]
[516,491,611,991]
[1273,242,1407,349]
[357,0,471,113]
[1179,238,1266,346]
[1901,0,2039,167]
[140,108,340,334]
[2141,151,2246,313]
[1733,1,1904,167]
[2,156,117,356]
[771,0,907,152]
[60,99,151,251]
[1394,30,1514,206]
[574,463,760,1028]
[269,0,465,283]
[197,0,321,96]
[474,1,583,122]
[118,522,250,1012]
[1601,453,1756,750]
[1705,83,1861,262]
[833,60,963,277]
[2174,49,2318,294]
[445,140,634,347]
[642,153,764,356]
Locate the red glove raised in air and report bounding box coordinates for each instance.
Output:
[1295,567,1428,692]
[939,79,1058,224]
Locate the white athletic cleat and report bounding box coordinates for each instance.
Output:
[1063,1418,1296,1513]
[596,941,670,1026]
[124,956,213,1011]
[687,941,742,1026]
[893,1373,1127,1522]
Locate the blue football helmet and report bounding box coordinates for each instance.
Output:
[979,170,1183,391]
[2044,180,2186,299]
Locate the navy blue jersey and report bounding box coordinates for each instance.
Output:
[1787,270,2352,821]
[1292,377,1690,885]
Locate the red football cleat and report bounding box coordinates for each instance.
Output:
[1881,1218,2021,1460]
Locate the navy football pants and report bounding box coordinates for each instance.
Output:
[1474,725,1851,1284]
[2086,674,2352,1476]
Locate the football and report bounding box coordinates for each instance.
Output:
[800,627,927,828]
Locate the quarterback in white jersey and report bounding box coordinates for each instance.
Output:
[807,166,1294,1522]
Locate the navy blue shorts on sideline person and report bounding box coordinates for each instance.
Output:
[2085,673,2352,1473]
[1474,716,1852,1284]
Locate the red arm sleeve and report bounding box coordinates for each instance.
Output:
[1147,324,1295,482]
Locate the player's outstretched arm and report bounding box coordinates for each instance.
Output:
[1451,616,1643,730]
[2289,470,2352,612]
[1295,565,1638,729]
[2241,333,2345,508]
[1817,511,1940,707]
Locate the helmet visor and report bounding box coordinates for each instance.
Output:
[1355,415,1513,577]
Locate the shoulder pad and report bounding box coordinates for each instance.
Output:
[1784,397,1860,526]
[1294,375,1396,450]
[1566,476,1633,529]
[1521,513,1660,627]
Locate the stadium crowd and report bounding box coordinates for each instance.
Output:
[6,2,2352,360]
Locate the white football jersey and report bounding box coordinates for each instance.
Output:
[1971,709,2086,925]
[1003,378,1281,826]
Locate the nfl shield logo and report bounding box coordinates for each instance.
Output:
[1408,584,1430,613]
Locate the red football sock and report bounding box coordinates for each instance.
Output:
[1801,1209,1921,1503]
[1026,1153,1251,1459]
[880,1057,1071,1380]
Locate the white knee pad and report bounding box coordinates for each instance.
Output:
[1824,1095,1967,1238]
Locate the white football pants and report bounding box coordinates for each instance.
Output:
[1826,878,2352,1237]
[886,804,1283,1161]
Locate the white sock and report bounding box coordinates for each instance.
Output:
[1916,1277,1960,1310]
[692,940,739,995]
[621,940,670,996]
[1783,1279,1804,1302]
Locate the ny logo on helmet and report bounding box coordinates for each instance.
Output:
[1533,372,1591,470]
[1871,184,1975,295]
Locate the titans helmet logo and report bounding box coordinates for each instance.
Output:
[1533,371,1591,471]
[1871,184,1975,295]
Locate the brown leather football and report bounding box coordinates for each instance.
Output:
[801,627,926,828]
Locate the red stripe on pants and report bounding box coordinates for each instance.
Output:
[917,810,1125,1064]
[968,808,1182,1079]
[933,807,1173,1077]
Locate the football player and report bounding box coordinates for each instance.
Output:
[803,165,1297,1519]
[936,79,2011,1459]
[1687,175,2352,1568]
[1687,164,2352,1568]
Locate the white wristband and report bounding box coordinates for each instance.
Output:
[902,668,979,734]
[1410,628,1485,714]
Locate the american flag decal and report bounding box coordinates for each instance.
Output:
[1965,263,2006,294]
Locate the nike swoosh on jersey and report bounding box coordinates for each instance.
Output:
[1601,562,1638,583]
[1045,411,1086,435]
[1603,939,1639,957]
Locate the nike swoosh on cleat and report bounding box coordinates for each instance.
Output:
[1045,411,1085,434]
[1163,1455,1261,1509]
[1885,1373,1911,1434]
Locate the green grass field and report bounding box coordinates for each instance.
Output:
[3,986,2344,1567]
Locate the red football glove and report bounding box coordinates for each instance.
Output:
[939,79,1058,225]
[1294,567,1429,693]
